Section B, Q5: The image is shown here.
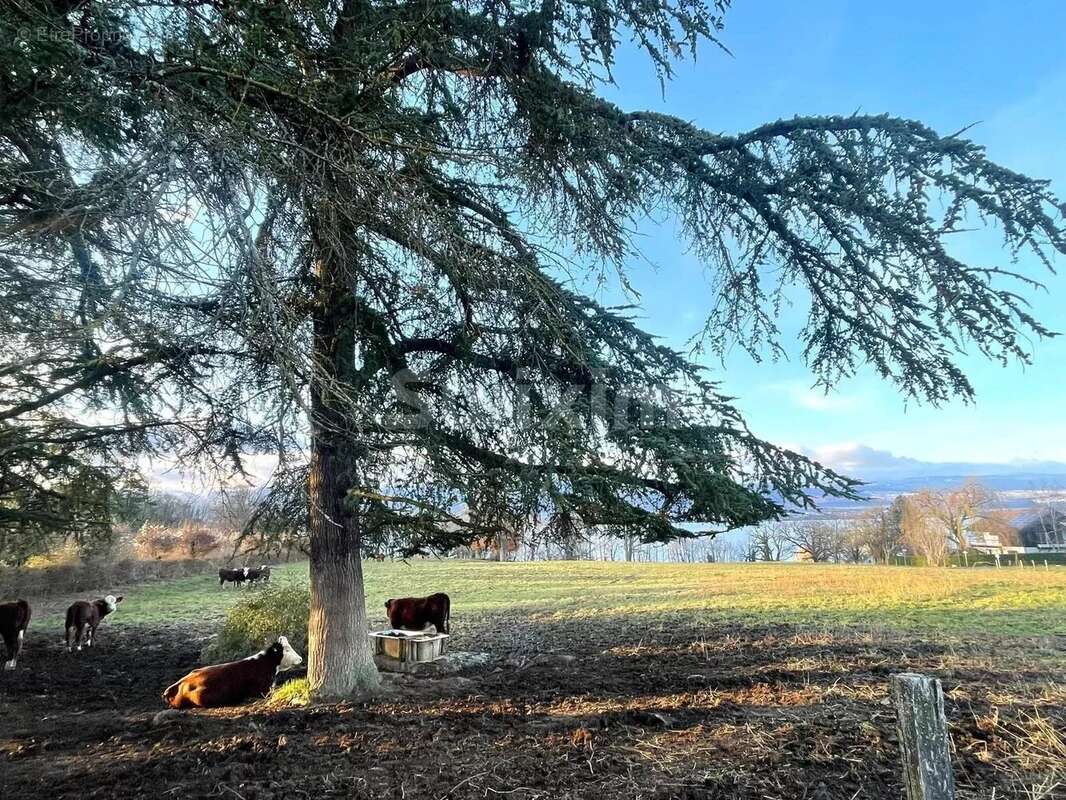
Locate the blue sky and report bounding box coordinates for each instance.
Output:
[592,0,1066,469]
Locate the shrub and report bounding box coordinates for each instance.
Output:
[0,557,208,597]
[23,541,81,569]
[178,522,221,559]
[202,583,309,663]
[135,522,180,559]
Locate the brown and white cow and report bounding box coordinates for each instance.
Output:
[385,592,450,634]
[0,599,31,670]
[65,594,123,652]
[162,636,303,709]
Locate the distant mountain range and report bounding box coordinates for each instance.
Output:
[803,444,1066,510]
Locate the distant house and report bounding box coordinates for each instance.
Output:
[965,528,1009,552]
[1014,507,1066,551]
[967,505,1066,554]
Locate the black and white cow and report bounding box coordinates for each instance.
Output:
[219,567,249,588]
[246,565,271,585]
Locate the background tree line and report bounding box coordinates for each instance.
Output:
[442,478,1033,565]
[740,480,1022,566]
[0,484,294,567]
[0,476,1046,569]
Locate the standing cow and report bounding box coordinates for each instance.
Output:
[385,593,450,634]
[0,599,31,669]
[219,567,249,588]
[246,565,271,585]
[65,594,123,652]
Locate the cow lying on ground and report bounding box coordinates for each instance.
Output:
[65,595,123,652]
[162,636,303,709]
[385,592,450,634]
[0,599,31,670]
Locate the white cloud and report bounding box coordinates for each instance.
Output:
[803,443,921,476]
[141,453,285,494]
[771,380,863,413]
[800,442,1066,482]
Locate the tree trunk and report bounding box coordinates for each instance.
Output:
[953,521,968,553]
[304,233,380,699]
[306,436,379,698]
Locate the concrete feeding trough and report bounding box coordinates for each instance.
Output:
[369,628,449,671]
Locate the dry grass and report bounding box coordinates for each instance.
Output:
[981,711,1066,799]
[30,558,1062,637]
[0,558,212,600]
[4,559,1062,798]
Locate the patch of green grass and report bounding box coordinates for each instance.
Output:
[33,562,308,626]
[37,559,1066,637]
[269,677,310,707]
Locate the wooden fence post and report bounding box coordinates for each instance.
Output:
[891,673,956,800]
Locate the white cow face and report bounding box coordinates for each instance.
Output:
[277,636,303,670]
[104,594,123,613]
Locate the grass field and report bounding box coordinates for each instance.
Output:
[6,559,1066,799]
[32,558,1066,637]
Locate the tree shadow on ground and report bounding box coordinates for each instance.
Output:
[1,613,1061,799]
